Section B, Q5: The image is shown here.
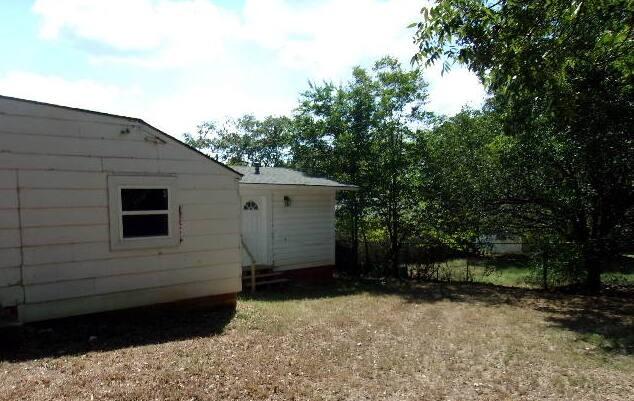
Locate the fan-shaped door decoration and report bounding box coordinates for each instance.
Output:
[243,200,259,210]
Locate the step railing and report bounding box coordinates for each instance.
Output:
[240,236,257,293]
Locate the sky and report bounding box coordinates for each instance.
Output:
[0,0,486,137]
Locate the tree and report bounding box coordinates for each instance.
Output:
[292,57,429,275]
[413,0,634,290]
[414,110,509,250]
[292,74,374,273]
[370,57,428,276]
[183,115,292,166]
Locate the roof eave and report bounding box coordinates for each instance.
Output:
[239,182,358,190]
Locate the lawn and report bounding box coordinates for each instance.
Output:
[1,280,633,401]
[413,254,634,288]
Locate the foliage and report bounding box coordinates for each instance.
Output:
[183,0,633,290]
[413,0,634,290]
[522,234,586,288]
[293,57,430,275]
[291,71,375,273]
[413,110,511,250]
[183,115,292,166]
[187,57,430,276]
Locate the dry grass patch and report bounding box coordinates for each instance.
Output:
[1,280,633,400]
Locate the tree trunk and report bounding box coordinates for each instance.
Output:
[362,223,370,275]
[585,265,601,292]
[390,223,401,278]
[351,212,359,276]
[583,240,603,292]
[391,242,400,278]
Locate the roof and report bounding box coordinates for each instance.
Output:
[0,94,242,177]
[231,166,357,189]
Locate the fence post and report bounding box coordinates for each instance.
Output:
[542,249,548,290]
[466,258,471,282]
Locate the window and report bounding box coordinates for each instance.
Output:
[108,176,179,250]
[243,200,259,210]
[121,188,169,238]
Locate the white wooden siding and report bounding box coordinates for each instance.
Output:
[270,188,336,270]
[0,249,21,269]
[0,189,18,209]
[0,153,104,172]
[23,248,240,284]
[19,277,241,323]
[25,262,240,303]
[0,170,23,307]
[0,97,242,322]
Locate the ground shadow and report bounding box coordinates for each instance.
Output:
[606,254,634,272]
[536,295,634,354]
[0,301,235,362]
[2,279,632,362]
[241,278,541,305]
[244,278,634,354]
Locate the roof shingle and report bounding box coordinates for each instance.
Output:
[231,166,357,189]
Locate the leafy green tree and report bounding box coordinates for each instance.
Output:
[413,0,634,290]
[370,57,428,275]
[183,115,292,166]
[414,110,508,250]
[292,72,376,273]
[294,57,429,275]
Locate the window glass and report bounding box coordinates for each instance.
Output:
[121,188,168,211]
[120,188,169,239]
[108,176,178,250]
[122,214,169,238]
[243,200,259,210]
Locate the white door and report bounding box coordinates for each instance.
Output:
[241,196,267,266]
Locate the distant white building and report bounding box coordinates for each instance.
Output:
[479,234,524,255]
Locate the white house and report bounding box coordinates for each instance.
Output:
[479,234,524,255]
[0,95,243,324]
[232,166,356,283]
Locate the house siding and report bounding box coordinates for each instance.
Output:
[0,97,242,323]
[0,170,22,308]
[271,188,336,271]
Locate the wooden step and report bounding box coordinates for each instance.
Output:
[242,265,274,273]
[242,272,282,280]
[243,278,289,288]
[0,320,21,329]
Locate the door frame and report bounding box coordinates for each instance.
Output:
[239,191,272,266]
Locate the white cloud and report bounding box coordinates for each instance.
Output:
[241,0,425,78]
[0,71,294,136]
[0,71,143,117]
[32,0,425,75]
[33,0,241,67]
[34,0,164,51]
[145,84,295,135]
[424,63,488,115]
[24,0,486,134]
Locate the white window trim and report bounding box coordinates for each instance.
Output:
[108,175,180,250]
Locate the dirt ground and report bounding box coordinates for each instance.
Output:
[1,280,632,401]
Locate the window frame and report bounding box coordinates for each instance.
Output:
[108,175,180,250]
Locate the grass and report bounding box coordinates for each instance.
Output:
[1,279,633,400]
[411,254,634,288]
